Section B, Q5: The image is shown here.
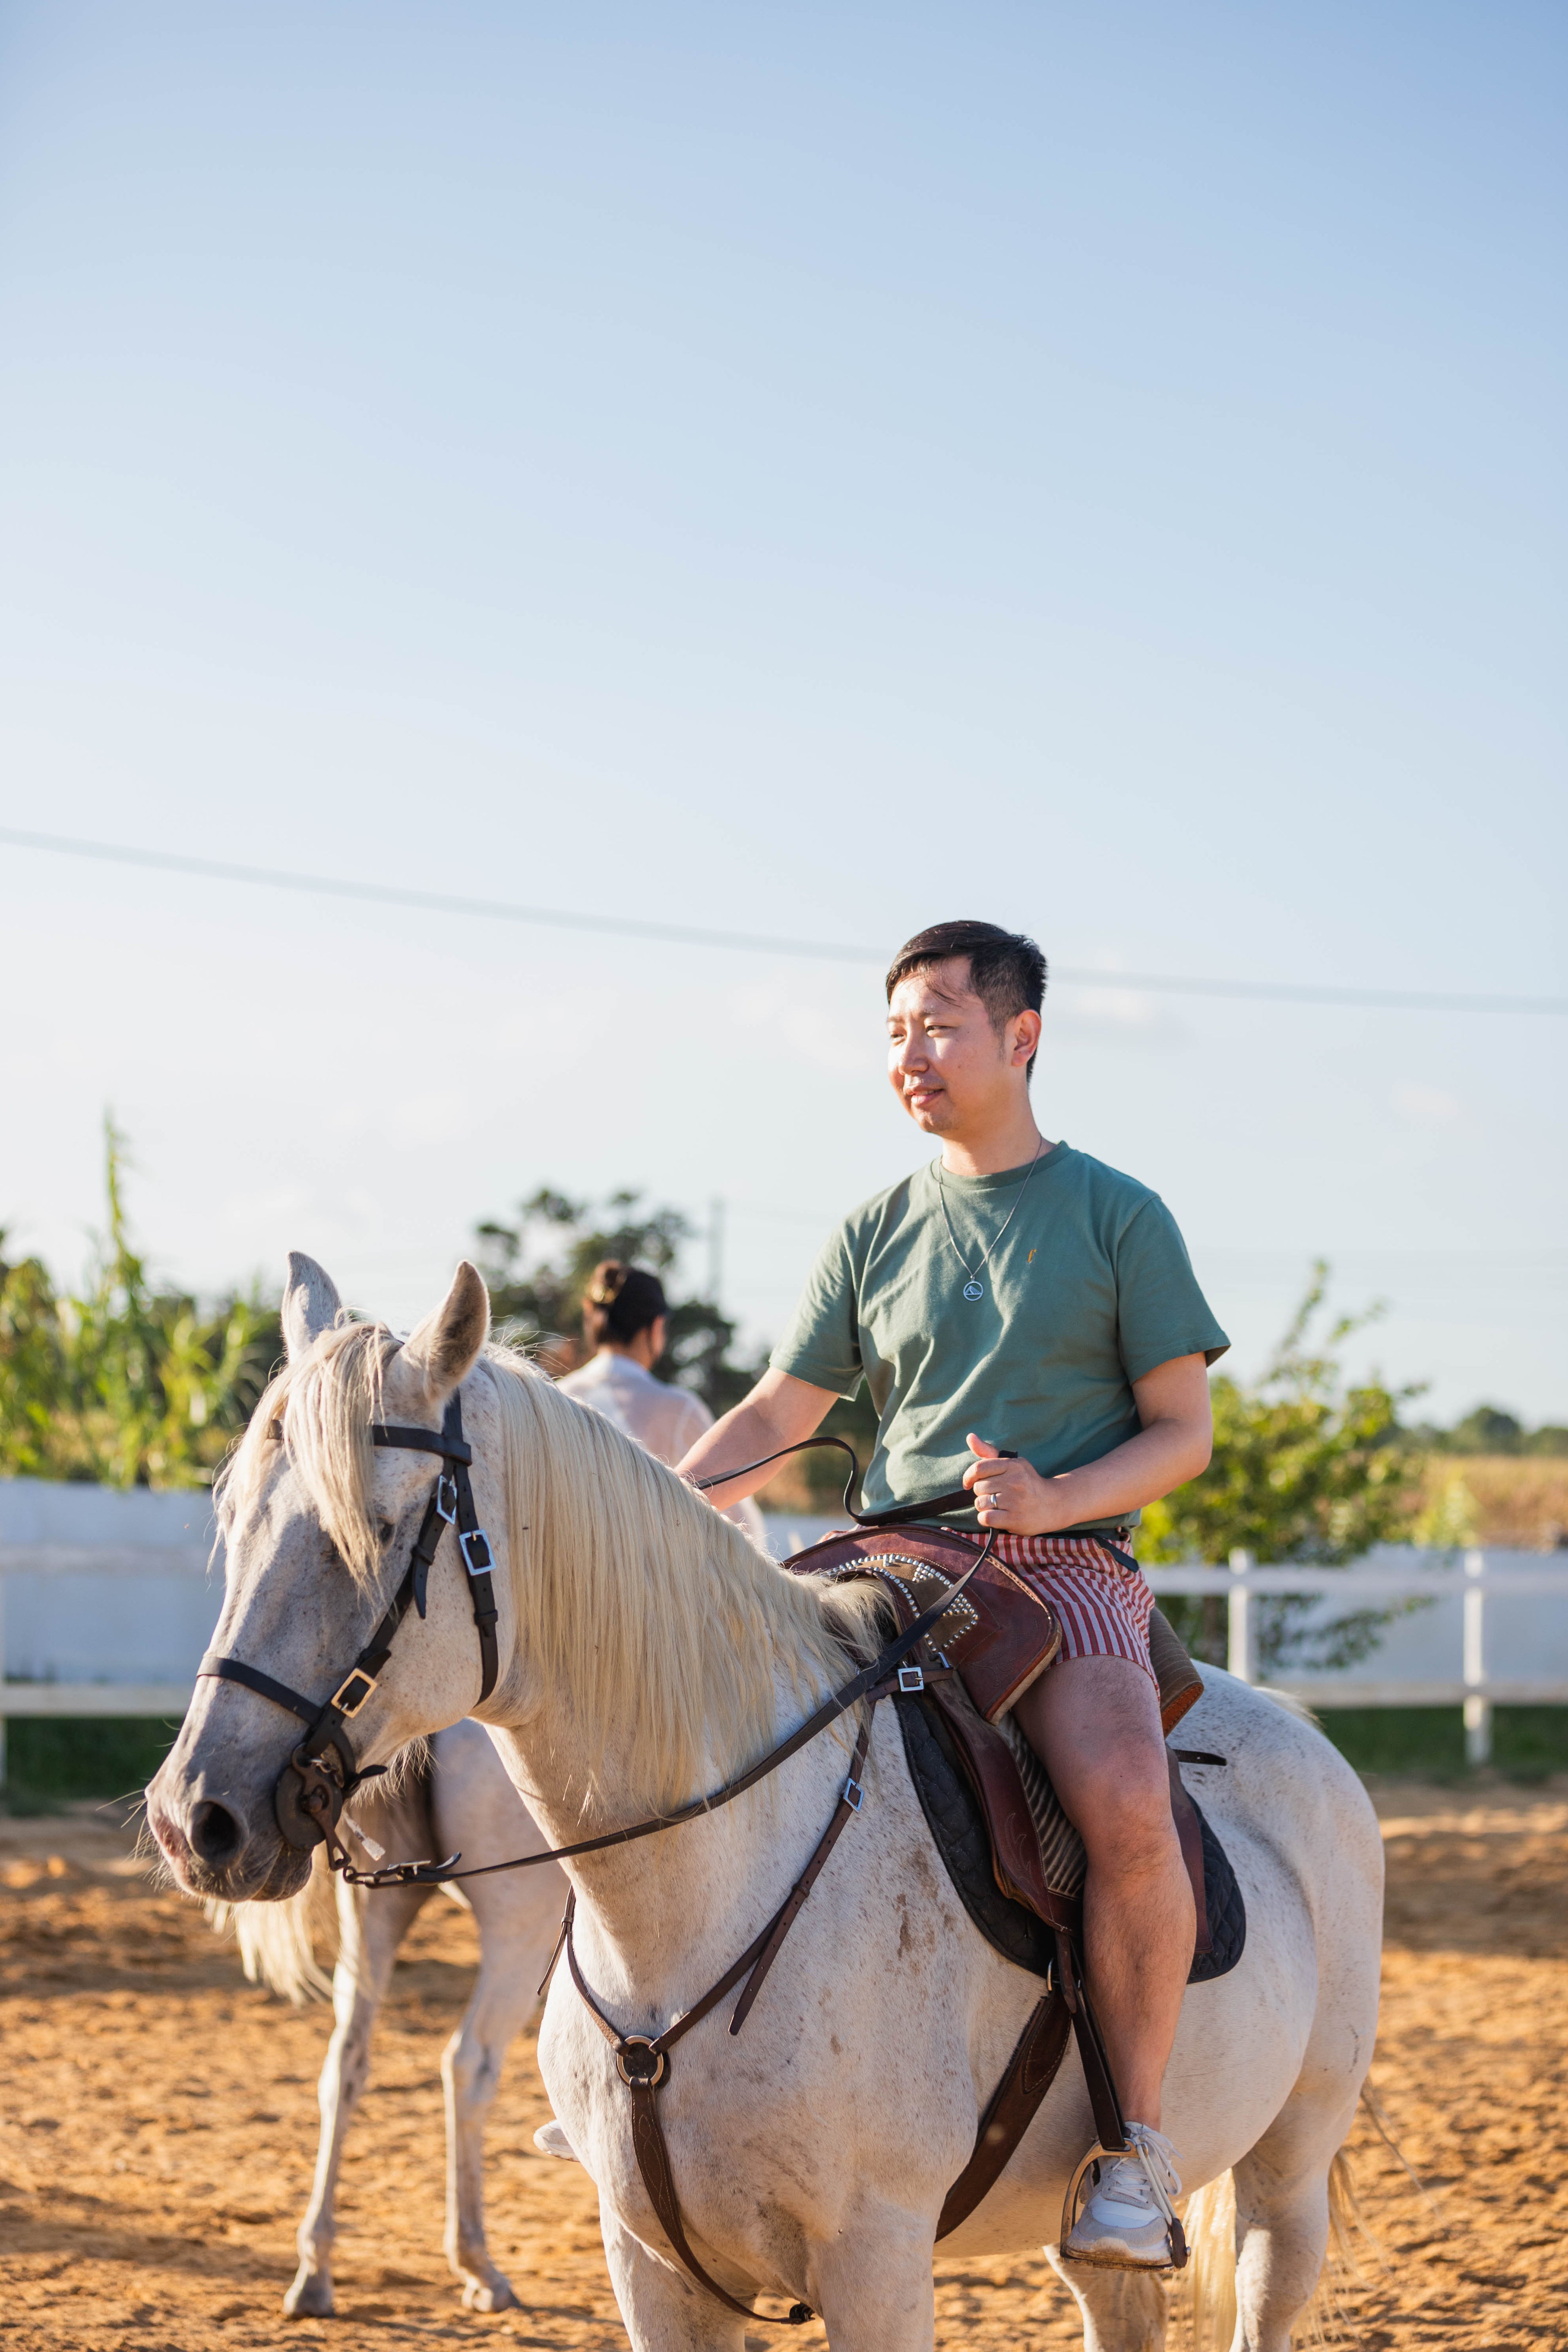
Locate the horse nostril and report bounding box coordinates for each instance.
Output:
[188,1799,246,1868]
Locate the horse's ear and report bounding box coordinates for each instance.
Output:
[402,1262,491,1408]
[282,1252,344,1362]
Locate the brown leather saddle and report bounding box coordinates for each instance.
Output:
[782,1523,1215,1953]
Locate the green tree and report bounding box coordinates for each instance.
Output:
[1137,1266,1422,1674]
[473,1187,760,1416]
[0,1120,281,1487]
[1441,1404,1526,1456]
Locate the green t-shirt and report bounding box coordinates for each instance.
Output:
[771,1142,1229,1534]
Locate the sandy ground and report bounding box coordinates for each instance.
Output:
[2,1779,1565,2350]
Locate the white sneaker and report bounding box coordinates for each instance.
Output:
[533,2118,580,2163]
[1061,2123,1182,2269]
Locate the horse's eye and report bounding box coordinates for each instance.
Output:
[378,1520,395,1544]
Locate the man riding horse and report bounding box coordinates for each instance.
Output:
[679,917,1229,2268]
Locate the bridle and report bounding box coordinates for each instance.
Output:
[197,1391,500,1869]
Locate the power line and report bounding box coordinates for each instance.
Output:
[3,823,1564,1014]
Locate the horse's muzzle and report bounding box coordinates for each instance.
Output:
[146,1773,312,1904]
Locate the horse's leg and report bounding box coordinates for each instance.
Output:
[283,1877,430,2318]
[428,1715,567,2310]
[1227,2094,1355,2352]
[596,2205,749,2352]
[1042,2250,1167,2352]
[810,2199,936,2352]
[440,1914,537,2310]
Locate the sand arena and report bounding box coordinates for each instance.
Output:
[2,1779,1564,2350]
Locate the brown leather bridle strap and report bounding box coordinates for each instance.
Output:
[561,1715,874,2327]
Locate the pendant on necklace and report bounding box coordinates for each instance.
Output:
[962,1280,984,1301]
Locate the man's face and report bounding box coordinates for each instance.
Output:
[886,959,1028,1135]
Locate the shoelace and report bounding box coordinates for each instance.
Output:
[1120,2122,1182,2230]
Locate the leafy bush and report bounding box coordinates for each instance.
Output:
[1138,1266,1421,1673]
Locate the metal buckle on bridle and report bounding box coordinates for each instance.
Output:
[459,1526,493,1576]
[897,1664,925,1693]
[436,1471,459,1525]
[614,2035,668,2088]
[330,1667,379,1717]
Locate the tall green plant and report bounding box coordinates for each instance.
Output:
[0,1120,281,1487]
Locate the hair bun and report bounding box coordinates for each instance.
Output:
[586,1262,631,1310]
[580,1258,666,1349]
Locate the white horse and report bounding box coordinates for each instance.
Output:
[208,1718,565,2316]
[149,1256,1383,2352]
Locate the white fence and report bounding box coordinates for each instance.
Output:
[1143,1550,1568,1764]
[2,1481,1566,1780]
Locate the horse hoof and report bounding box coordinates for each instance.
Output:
[283,2272,335,2319]
[460,2274,521,2313]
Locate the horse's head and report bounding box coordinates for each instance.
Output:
[147,1251,500,1902]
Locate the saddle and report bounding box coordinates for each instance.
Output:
[781,1524,1225,1956]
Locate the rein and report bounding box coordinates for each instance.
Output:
[691,1431,1016,1528]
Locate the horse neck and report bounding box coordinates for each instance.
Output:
[485,1667,847,1989]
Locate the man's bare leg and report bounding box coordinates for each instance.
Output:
[1012,1655,1194,2125]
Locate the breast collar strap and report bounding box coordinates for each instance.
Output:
[197,1389,500,1861]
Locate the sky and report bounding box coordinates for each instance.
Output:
[0,1,1563,1423]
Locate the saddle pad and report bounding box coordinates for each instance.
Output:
[895,1692,1246,1985]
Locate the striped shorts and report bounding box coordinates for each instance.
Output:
[954,1530,1157,1690]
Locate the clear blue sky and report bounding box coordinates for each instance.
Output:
[1,2,1563,1421]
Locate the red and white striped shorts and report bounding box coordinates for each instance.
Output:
[954,1530,1157,1690]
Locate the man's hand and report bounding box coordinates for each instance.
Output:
[960,1356,1214,1537]
[962,1434,1072,1535]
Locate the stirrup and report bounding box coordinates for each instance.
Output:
[1060,2139,1188,2272]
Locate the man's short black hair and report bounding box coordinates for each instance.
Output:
[885,920,1048,1080]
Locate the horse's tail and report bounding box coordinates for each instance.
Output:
[204,1846,337,2005]
[1184,2138,1370,2351]
[1184,2165,1238,2352]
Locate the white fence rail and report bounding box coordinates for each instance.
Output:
[3,1476,1566,1780]
[1145,1549,1568,1763]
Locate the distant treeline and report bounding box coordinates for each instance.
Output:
[1410,1405,1568,1459]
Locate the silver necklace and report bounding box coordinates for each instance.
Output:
[935,1137,1045,1301]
